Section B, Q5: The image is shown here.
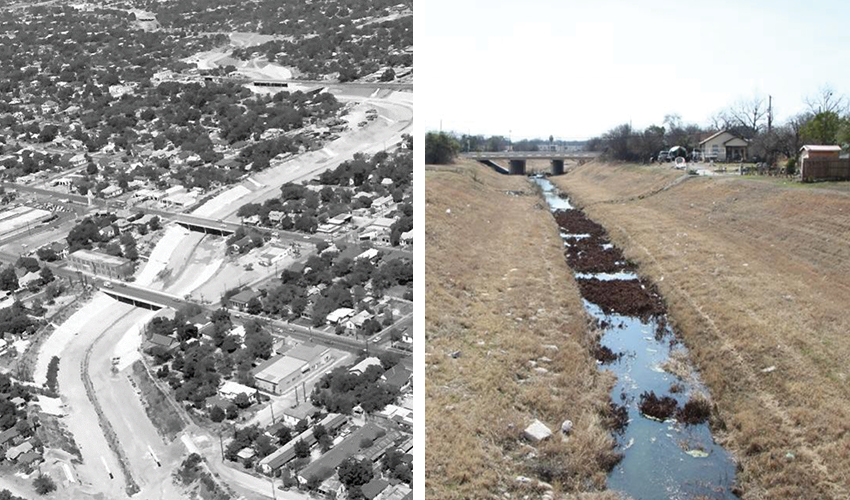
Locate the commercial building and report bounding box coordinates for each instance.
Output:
[0,206,53,239]
[68,249,135,280]
[252,342,332,394]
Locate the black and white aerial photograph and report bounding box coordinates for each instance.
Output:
[0,0,412,499]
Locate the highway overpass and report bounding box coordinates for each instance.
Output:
[462,151,601,175]
[100,282,184,310]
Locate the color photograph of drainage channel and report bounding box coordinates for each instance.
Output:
[531,175,738,500]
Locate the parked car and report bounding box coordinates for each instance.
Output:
[657,150,670,162]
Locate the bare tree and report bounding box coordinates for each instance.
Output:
[708,110,733,131]
[804,85,847,115]
[726,94,768,137]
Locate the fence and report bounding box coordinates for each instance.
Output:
[800,158,850,182]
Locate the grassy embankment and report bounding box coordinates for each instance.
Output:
[555,162,850,500]
[426,160,621,500]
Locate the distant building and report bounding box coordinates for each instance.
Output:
[219,380,259,400]
[297,422,388,485]
[68,249,134,280]
[698,130,750,162]
[355,248,380,262]
[252,343,332,394]
[362,478,390,500]
[258,413,348,474]
[349,356,382,375]
[229,288,261,311]
[372,195,394,210]
[5,440,32,461]
[326,307,355,324]
[146,333,178,351]
[381,365,412,392]
[0,428,19,451]
[101,185,123,198]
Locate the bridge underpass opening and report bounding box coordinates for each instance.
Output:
[104,292,164,311]
[551,159,565,175]
[175,221,234,237]
[509,159,526,175]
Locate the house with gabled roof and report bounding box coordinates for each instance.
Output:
[698,130,750,162]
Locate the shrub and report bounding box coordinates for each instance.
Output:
[46,357,59,393]
[425,132,460,164]
[33,474,56,495]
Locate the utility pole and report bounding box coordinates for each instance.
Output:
[768,95,773,133]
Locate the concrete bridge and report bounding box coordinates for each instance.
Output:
[462,151,601,175]
[101,282,185,310]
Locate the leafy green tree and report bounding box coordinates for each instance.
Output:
[425,132,460,164]
[293,439,310,458]
[16,257,40,273]
[234,392,252,409]
[210,405,225,422]
[0,266,18,291]
[338,458,373,488]
[33,474,56,495]
[801,111,843,145]
[39,266,54,284]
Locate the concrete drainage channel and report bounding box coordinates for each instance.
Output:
[532,176,738,499]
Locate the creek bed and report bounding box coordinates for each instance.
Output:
[533,176,737,500]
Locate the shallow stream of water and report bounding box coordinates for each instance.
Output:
[533,176,737,500]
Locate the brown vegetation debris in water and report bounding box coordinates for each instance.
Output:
[565,240,633,274]
[553,209,609,239]
[591,343,621,364]
[606,402,629,432]
[576,278,666,318]
[638,391,679,420]
[677,395,712,425]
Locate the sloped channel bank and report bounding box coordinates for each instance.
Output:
[532,176,738,499]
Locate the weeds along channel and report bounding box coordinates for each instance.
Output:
[425,162,623,500]
[532,176,738,500]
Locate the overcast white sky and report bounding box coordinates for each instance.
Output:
[420,0,850,140]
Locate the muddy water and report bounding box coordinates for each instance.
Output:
[532,176,737,500]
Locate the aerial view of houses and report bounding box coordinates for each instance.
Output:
[0,0,413,499]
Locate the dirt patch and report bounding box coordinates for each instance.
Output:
[638,391,679,420]
[576,278,666,318]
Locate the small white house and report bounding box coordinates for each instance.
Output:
[699,130,750,162]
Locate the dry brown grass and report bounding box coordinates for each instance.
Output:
[426,160,622,500]
[555,161,850,500]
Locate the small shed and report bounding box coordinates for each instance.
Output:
[799,145,850,182]
[800,144,841,160]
